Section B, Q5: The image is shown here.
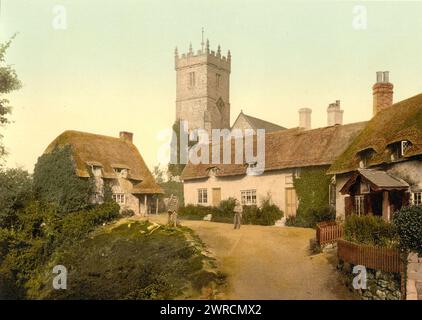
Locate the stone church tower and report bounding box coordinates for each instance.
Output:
[175,39,231,133]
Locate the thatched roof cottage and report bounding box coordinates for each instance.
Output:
[44,130,163,215]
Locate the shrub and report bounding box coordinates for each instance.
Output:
[344,215,398,248]
[211,198,237,223]
[120,209,135,218]
[178,205,220,220]
[179,198,283,226]
[259,197,284,225]
[293,206,336,228]
[393,206,422,255]
[33,145,94,214]
[59,201,120,243]
[0,168,33,228]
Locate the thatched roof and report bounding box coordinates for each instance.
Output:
[44,130,163,194]
[181,122,366,181]
[232,112,286,132]
[328,93,422,174]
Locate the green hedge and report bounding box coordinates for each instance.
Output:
[178,198,283,226]
[393,206,422,255]
[344,215,398,248]
[287,206,335,228]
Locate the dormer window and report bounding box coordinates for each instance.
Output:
[207,166,220,177]
[92,165,102,177]
[357,149,374,168]
[114,168,128,178]
[389,141,411,161]
[401,140,412,156]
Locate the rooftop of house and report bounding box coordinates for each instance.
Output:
[181,121,366,181]
[232,111,287,133]
[328,93,422,175]
[44,130,163,194]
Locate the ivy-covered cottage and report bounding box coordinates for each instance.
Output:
[44,130,163,215]
[328,86,422,221]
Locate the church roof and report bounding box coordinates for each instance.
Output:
[328,93,422,174]
[181,122,366,180]
[232,111,286,133]
[44,130,163,194]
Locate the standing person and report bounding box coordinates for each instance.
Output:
[233,199,243,229]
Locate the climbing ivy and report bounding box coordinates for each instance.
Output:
[33,145,94,214]
[291,166,335,228]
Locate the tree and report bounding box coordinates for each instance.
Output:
[0,36,22,161]
[0,168,32,228]
[167,120,196,178]
[33,145,93,213]
[152,165,165,184]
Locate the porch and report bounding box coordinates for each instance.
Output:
[340,169,410,221]
[134,193,160,216]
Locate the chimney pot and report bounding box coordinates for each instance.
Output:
[376,71,383,83]
[383,71,389,83]
[119,131,133,143]
[327,100,343,126]
[298,108,312,130]
[373,71,393,116]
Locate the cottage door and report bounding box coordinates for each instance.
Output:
[285,188,298,217]
[212,188,221,207]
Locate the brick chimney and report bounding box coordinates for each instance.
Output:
[327,100,344,126]
[298,108,312,130]
[119,131,133,143]
[373,71,393,116]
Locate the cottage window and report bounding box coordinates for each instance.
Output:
[358,149,374,168]
[285,174,293,185]
[412,192,422,206]
[241,189,257,205]
[354,195,364,215]
[389,141,410,161]
[401,140,412,156]
[112,193,126,204]
[91,166,102,177]
[198,189,208,204]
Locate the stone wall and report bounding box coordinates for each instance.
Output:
[337,261,402,300]
[406,252,422,300]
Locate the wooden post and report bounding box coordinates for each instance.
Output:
[156,197,159,215]
[144,195,148,216]
[382,191,390,221]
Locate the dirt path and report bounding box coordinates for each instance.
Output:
[140,214,354,300]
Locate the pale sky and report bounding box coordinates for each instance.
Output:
[2,0,422,172]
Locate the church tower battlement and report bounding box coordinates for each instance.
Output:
[175,38,231,133]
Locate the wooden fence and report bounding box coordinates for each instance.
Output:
[337,239,405,273]
[316,221,343,246]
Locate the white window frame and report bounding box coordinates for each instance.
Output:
[354,195,364,215]
[412,192,422,206]
[241,189,257,205]
[91,165,102,177]
[285,174,293,185]
[198,189,208,204]
[112,193,126,205]
[401,140,411,156]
